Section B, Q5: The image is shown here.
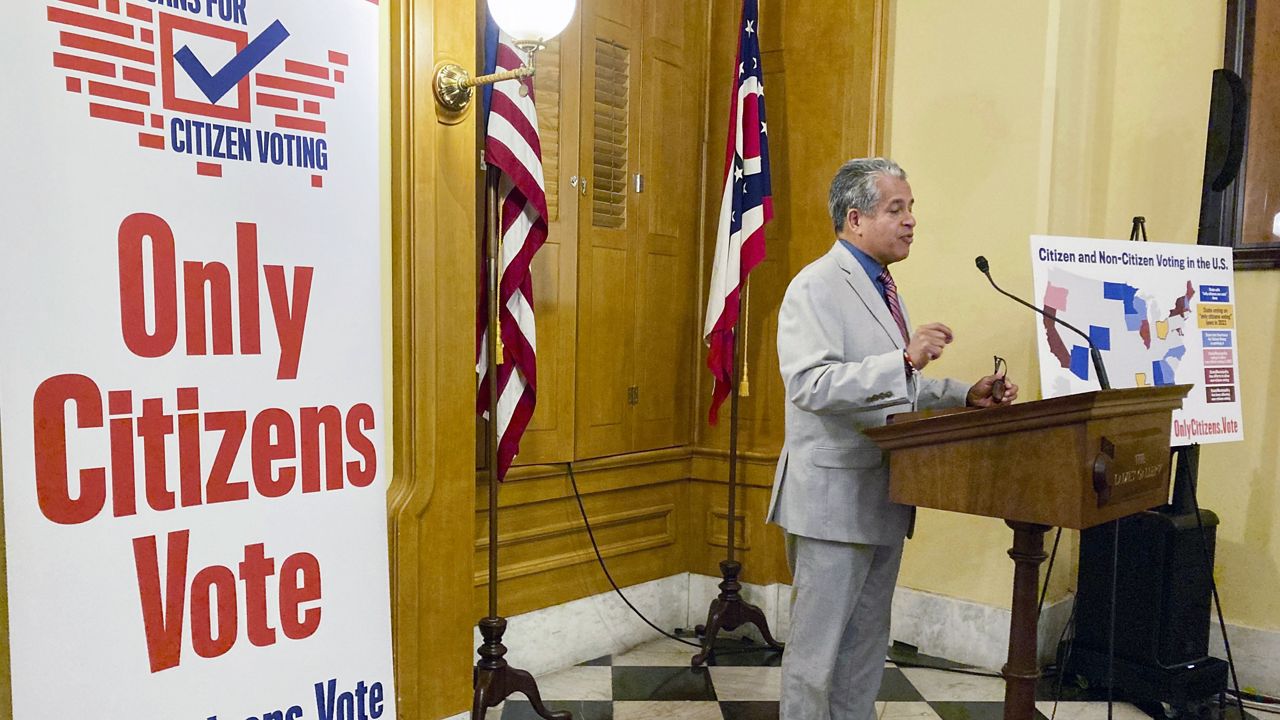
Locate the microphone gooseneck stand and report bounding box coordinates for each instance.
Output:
[974,256,1110,391]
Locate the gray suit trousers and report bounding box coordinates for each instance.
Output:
[781,533,904,720]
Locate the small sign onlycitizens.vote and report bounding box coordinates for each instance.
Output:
[1,1,393,718]
[1030,236,1243,445]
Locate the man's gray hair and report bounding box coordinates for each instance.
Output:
[828,157,907,232]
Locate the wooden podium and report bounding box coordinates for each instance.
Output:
[864,385,1191,720]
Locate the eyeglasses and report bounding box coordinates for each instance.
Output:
[992,355,1007,402]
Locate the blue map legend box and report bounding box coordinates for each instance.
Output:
[1202,330,1233,348]
[1200,284,1230,302]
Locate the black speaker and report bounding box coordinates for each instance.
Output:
[1203,69,1247,193]
[1197,68,1248,246]
[1074,509,1219,668]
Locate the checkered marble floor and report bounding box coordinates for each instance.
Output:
[489,637,1258,720]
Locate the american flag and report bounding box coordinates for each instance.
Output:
[703,0,773,425]
[476,33,547,481]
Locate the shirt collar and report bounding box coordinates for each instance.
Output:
[838,239,886,284]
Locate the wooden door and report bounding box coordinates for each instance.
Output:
[632,0,701,451]
[575,0,642,458]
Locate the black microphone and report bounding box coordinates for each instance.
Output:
[974,256,1111,390]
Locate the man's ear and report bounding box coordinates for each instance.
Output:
[846,207,861,232]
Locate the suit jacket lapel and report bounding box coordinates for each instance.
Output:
[828,242,906,350]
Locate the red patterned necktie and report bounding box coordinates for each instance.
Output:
[877,268,910,343]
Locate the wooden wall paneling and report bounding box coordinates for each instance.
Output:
[474,450,694,618]
[687,471,791,587]
[518,16,583,465]
[633,0,705,452]
[386,0,477,717]
[575,3,642,459]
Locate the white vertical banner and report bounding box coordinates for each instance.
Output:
[1030,236,1243,445]
[0,1,394,718]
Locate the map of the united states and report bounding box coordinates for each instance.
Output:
[1041,268,1196,392]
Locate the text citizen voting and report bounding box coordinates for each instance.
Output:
[152,0,329,172]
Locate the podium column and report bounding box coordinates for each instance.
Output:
[1003,521,1050,720]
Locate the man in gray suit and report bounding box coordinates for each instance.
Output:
[768,157,1018,720]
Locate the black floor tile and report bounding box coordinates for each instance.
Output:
[930,701,1050,720]
[691,636,783,667]
[890,642,975,671]
[719,700,781,720]
[582,654,613,667]
[879,667,927,702]
[499,700,613,720]
[612,665,718,701]
[705,644,784,667]
[1035,672,1110,702]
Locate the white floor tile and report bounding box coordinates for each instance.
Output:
[897,667,1008,702]
[534,665,613,701]
[877,701,944,720]
[613,700,725,720]
[613,637,703,667]
[706,665,781,701]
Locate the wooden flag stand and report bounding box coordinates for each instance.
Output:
[472,169,570,720]
[692,283,784,666]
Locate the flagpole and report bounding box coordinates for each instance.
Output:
[487,167,501,621]
[692,0,781,668]
[727,309,741,566]
[692,280,783,666]
[472,167,570,720]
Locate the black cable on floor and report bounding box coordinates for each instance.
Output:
[564,462,701,649]
[568,461,1086,679]
[889,659,1002,679]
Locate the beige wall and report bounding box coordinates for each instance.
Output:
[888,0,1280,634]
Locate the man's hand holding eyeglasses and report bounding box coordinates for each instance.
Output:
[966,363,1019,407]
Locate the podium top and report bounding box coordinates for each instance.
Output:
[866,385,1191,450]
[864,385,1191,529]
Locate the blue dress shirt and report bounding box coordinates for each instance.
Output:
[838,239,889,305]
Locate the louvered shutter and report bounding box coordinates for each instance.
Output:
[592,39,629,229]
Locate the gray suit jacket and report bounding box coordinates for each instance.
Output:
[766,242,969,546]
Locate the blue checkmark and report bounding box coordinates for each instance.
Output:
[174,20,290,104]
